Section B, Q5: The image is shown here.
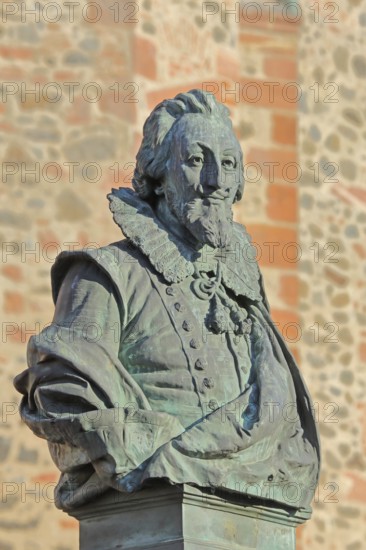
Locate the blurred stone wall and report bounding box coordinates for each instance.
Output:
[0,1,364,549]
[1,3,137,548]
[297,2,366,549]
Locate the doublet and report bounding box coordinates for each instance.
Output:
[14,188,320,511]
[53,241,255,429]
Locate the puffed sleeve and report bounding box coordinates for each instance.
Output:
[14,257,184,510]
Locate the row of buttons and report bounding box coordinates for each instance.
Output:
[175,302,201,348]
[167,289,204,363]
[165,285,217,411]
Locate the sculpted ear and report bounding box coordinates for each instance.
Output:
[154,182,165,196]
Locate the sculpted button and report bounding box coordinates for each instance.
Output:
[203,377,214,389]
[194,358,207,370]
[166,287,175,296]
[182,320,193,332]
[189,338,200,349]
[208,399,218,411]
[124,405,135,418]
[174,302,185,312]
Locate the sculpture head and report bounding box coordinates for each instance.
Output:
[133,89,244,249]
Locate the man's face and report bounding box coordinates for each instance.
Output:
[163,114,242,249]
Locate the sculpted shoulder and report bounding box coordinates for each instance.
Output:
[50,239,150,306]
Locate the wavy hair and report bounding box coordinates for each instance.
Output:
[132,89,244,203]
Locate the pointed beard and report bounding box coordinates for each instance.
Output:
[182,198,233,249]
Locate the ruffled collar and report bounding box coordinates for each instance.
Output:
[108,188,262,301]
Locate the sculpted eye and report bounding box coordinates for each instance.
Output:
[188,155,204,167]
[222,159,236,170]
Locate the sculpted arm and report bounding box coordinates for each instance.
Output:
[15,259,184,508]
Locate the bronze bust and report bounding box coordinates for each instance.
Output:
[14,90,319,512]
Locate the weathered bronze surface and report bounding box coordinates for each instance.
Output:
[14,90,320,513]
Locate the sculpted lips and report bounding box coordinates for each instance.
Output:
[201,188,231,204]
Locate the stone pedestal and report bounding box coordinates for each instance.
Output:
[68,483,311,550]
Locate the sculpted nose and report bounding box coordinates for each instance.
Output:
[204,158,222,190]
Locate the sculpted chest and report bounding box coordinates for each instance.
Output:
[119,265,252,427]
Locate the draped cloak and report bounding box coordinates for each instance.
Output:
[14,188,320,511]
